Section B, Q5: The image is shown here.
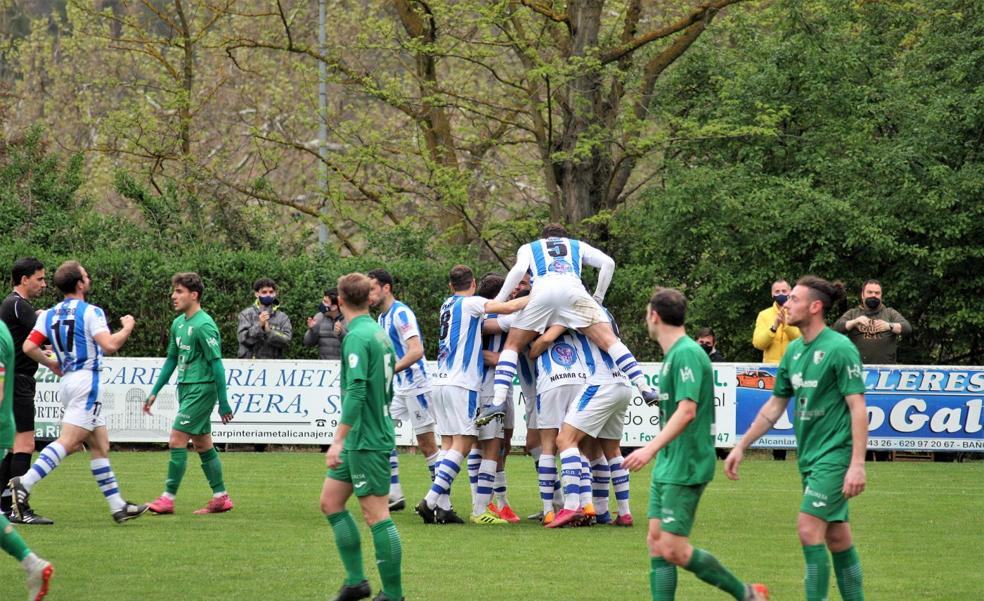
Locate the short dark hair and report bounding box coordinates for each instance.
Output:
[649,287,687,327]
[476,272,505,299]
[541,223,569,238]
[172,272,204,301]
[53,260,85,294]
[862,279,882,291]
[367,268,394,293]
[796,275,847,312]
[449,265,474,292]
[11,257,44,286]
[324,287,339,304]
[337,273,371,308]
[696,326,715,339]
[253,277,277,292]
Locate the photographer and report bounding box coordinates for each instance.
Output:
[302,288,345,360]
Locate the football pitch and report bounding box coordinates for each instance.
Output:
[1,451,981,601]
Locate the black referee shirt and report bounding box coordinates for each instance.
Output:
[0,291,40,377]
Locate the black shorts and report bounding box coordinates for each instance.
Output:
[13,374,36,433]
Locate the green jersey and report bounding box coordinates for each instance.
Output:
[167,309,223,384]
[339,314,395,451]
[0,321,14,449]
[773,327,866,473]
[652,336,716,485]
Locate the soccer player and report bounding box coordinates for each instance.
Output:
[0,258,53,524]
[321,273,403,601]
[725,276,867,601]
[11,261,147,524]
[415,265,527,525]
[367,269,440,511]
[624,288,768,601]
[143,273,235,515]
[527,327,587,527]
[1,320,53,600]
[530,310,635,527]
[477,224,656,426]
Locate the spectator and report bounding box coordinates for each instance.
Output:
[302,287,346,360]
[695,327,725,362]
[752,279,800,461]
[237,278,292,359]
[833,279,911,364]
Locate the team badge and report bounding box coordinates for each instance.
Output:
[187,326,193,336]
[348,353,359,368]
[550,343,578,367]
[813,350,826,365]
[548,259,572,274]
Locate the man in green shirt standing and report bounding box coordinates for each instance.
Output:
[726,275,867,601]
[322,273,403,601]
[625,288,768,601]
[144,273,234,515]
[0,320,53,599]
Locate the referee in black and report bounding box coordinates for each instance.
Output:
[0,257,53,524]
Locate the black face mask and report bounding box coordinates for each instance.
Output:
[864,297,881,310]
[699,343,713,355]
[319,303,330,314]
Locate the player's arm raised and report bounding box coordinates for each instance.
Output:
[623,399,697,471]
[723,394,791,480]
[494,246,533,302]
[842,393,867,498]
[93,315,135,355]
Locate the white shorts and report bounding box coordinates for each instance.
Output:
[391,389,436,436]
[504,389,516,430]
[432,385,479,437]
[477,396,503,441]
[564,382,633,439]
[536,384,583,431]
[60,370,106,431]
[520,382,538,430]
[512,282,610,334]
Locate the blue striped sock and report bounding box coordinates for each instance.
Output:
[91,458,126,512]
[467,449,482,500]
[609,341,650,391]
[537,454,557,513]
[21,441,67,490]
[591,456,611,516]
[493,471,508,507]
[425,450,462,510]
[425,452,439,482]
[579,456,592,508]
[388,449,402,499]
[493,350,519,405]
[559,448,582,511]
[473,459,496,515]
[610,455,631,516]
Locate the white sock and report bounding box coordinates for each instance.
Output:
[426,451,440,481]
[590,456,611,517]
[91,458,126,512]
[493,471,508,508]
[610,455,631,516]
[492,349,519,405]
[22,442,67,490]
[389,449,403,499]
[162,492,176,501]
[473,459,497,516]
[579,455,592,508]
[559,448,582,511]
[537,454,557,514]
[20,552,42,571]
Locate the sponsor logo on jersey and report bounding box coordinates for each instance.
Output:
[791,373,819,390]
[548,259,572,274]
[813,350,826,365]
[811,501,827,508]
[847,364,862,379]
[187,326,194,336]
[661,516,676,524]
[348,353,360,368]
[679,366,695,383]
[550,343,578,367]
[207,337,219,347]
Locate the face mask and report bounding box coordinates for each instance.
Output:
[864,297,880,310]
[773,294,788,306]
[258,295,276,306]
[699,343,713,355]
[319,303,330,314]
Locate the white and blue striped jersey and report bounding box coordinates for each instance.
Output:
[378,300,429,393]
[434,295,486,392]
[481,313,515,397]
[517,351,537,403]
[495,237,615,302]
[535,331,588,394]
[573,332,630,386]
[32,300,110,373]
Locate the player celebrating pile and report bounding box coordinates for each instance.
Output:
[322,273,404,601]
[726,276,867,601]
[144,273,235,515]
[624,288,768,601]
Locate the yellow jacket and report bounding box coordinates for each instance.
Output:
[752,303,802,363]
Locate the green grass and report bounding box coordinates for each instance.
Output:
[1,451,982,600]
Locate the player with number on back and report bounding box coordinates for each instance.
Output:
[143,272,235,515]
[624,288,768,601]
[322,273,403,601]
[476,224,657,426]
[11,261,148,524]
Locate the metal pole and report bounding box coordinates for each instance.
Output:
[317,0,329,246]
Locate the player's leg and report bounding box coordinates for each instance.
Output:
[387,393,411,506]
[827,522,863,601]
[1,511,53,600]
[421,388,475,523]
[580,322,656,401]
[86,427,147,522]
[581,438,611,523]
[799,464,854,601]
[9,425,87,519]
[411,392,440,480]
[147,429,191,514]
[477,326,539,425]
[355,492,403,601]
[647,492,676,601]
[6,378,52,524]
[466,445,481,501]
[190,433,233,514]
[471,433,505,524]
[321,461,371,601]
[798,512,832,601]
[605,439,633,525]
[552,420,589,527]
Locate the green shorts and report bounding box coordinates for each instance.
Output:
[327,449,390,498]
[800,464,849,523]
[647,479,707,537]
[173,383,217,435]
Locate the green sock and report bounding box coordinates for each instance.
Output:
[165,447,188,496]
[327,511,365,586]
[0,515,31,561]
[803,544,831,601]
[371,518,403,600]
[832,546,864,601]
[650,556,677,601]
[684,548,747,600]
[198,448,225,494]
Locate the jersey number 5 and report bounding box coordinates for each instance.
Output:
[546,239,568,257]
